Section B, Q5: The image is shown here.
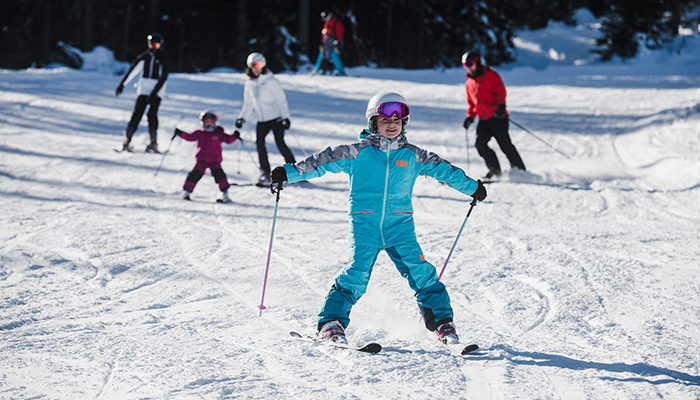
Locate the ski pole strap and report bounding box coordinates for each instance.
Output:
[437,198,477,281]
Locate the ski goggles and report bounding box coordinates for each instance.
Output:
[368,102,410,120]
[462,59,475,68]
[250,61,264,68]
[149,42,161,50]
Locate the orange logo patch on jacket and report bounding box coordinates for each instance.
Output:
[396,160,407,167]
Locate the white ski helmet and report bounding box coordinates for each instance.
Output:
[246,52,266,68]
[365,91,410,134]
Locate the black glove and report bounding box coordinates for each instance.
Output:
[494,103,507,119]
[173,128,183,139]
[115,84,124,96]
[233,130,242,140]
[471,179,487,201]
[235,118,245,128]
[279,118,291,130]
[271,166,288,184]
[463,116,474,130]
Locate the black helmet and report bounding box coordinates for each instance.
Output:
[461,51,481,68]
[147,33,164,50]
[320,10,333,21]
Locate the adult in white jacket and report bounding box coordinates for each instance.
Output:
[236,52,296,184]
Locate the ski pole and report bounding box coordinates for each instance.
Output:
[237,139,242,174]
[288,129,309,158]
[154,130,178,177]
[437,198,478,281]
[258,180,284,316]
[509,118,571,159]
[464,127,471,175]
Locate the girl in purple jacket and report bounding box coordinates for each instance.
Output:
[174,111,241,203]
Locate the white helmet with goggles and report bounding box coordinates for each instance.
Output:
[246,52,266,68]
[365,91,410,134]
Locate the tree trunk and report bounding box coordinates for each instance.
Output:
[235,0,248,67]
[297,0,310,55]
[83,0,93,51]
[121,0,132,61]
[42,0,51,66]
[72,0,82,47]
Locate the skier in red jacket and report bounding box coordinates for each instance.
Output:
[174,111,241,203]
[462,51,525,179]
[312,10,346,76]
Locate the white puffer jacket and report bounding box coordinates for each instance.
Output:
[238,71,291,123]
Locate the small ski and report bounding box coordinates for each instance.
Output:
[460,343,479,355]
[114,147,133,153]
[290,331,382,354]
[441,341,480,355]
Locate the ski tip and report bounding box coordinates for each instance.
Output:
[359,343,382,354]
[289,331,303,338]
[461,344,479,355]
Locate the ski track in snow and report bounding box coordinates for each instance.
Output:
[1,59,700,400]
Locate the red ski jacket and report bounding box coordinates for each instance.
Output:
[322,16,345,44]
[465,66,508,120]
[179,126,238,163]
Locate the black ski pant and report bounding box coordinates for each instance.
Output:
[475,117,526,173]
[183,161,230,193]
[126,95,161,142]
[256,119,296,178]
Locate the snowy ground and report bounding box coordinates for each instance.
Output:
[2,11,700,400]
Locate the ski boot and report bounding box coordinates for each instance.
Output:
[145,141,160,153]
[484,169,502,180]
[121,140,133,152]
[181,190,191,201]
[317,320,347,344]
[434,322,459,344]
[256,173,271,188]
[217,189,231,203]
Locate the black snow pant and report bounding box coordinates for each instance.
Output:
[475,117,526,173]
[256,119,296,178]
[126,94,161,143]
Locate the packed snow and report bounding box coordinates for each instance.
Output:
[1,10,699,399]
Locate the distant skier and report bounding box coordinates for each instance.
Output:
[235,52,296,186]
[462,50,526,179]
[115,33,169,153]
[311,10,346,76]
[174,111,241,203]
[270,91,487,345]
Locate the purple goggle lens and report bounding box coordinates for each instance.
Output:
[463,60,475,68]
[377,102,410,119]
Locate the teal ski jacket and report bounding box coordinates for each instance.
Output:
[284,130,479,248]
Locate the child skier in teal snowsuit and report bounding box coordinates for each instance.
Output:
[271,92,487,344]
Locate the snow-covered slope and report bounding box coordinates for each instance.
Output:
[1,10,699,399]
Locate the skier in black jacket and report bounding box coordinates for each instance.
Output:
[115,33,169,153]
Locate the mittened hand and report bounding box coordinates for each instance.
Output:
[233,131,242,140]
[471,179,487,201]
[463,116,474,130]
[235,118,245,128]
[494,104,507,119]
[271,166,288,184]
[279,118,291,130]
[172,128,183,140]
[115,84,124,96]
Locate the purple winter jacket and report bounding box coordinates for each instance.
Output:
[179,126,238,163]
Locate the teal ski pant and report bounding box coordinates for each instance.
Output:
[318,242,454,331]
